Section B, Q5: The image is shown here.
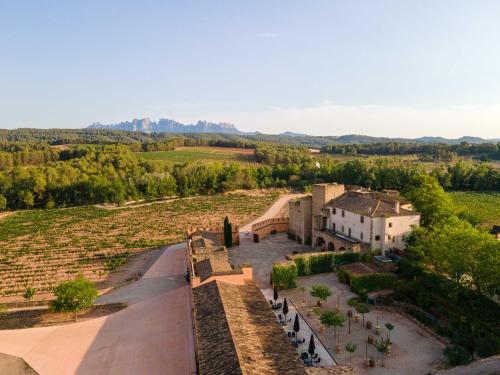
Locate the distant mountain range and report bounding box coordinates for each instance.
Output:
[88,117,499,144]
[88,118,241,134]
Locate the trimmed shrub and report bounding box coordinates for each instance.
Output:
[350,273,398,294]
[293,252,360,276]
[50,276,98,320]
[272,262,298,289]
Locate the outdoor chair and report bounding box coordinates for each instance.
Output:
[314,357,321,364]
[272,302,282,310]
[303,358,313,367]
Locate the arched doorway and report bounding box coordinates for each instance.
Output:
[315,237,325,249]
[339,246,346,251]
[327,242,334,251]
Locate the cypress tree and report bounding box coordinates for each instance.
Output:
[224,216,233,248]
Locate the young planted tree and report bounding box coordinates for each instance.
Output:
[223,216,233,248]
[320,310,346,338]
[345,342,357,366]
[51,276,98,321]
[24,286,36,301]
[310,284,332,307]
[373,337,390,366]
[355,303,372,327]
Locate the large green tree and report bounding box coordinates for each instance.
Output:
[420,216,500,295]
[402,174,455,227]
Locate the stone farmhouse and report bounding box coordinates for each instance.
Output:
[289,183,420,254]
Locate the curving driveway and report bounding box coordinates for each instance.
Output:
[239,193,303,234]
[0,243,196,375]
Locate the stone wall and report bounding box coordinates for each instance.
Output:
[251,218,289,242]
[186,225,240,247]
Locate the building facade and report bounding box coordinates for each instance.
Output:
[289,183,420,254]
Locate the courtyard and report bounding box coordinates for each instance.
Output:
[229,232,446,375]
[229,232,312,288]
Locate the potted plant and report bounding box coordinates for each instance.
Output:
[369,356,375,367]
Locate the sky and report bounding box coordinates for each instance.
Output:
[1,0,500,138]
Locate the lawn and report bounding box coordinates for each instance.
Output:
[0,192,278,302]
[449,191,500,228]
[137,146,258,165]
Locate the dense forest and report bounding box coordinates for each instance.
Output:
[0,129,498,210]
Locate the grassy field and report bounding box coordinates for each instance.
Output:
[0,192,278,301]
[137,146,257,165]
[449,191,500,228]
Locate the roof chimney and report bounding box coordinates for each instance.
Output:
[395,200,400,214]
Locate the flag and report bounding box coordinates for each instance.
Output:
[315,161,321,169]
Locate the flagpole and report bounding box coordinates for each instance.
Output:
[314,160,320,184]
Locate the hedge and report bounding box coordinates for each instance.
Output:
[351,273,398,294]
[293,252,360,276]
[338,266,398,294]
[272,261,298,289]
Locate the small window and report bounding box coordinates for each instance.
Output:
[388,222,393,228]
[402,235,405,241]
[392,236,396,243]
[342,225,345,233]
[333,223,336,232]
[348,228,352,237]
[388,234,392,240]
[360,232,364,240]
[375,235,380,241]
[342,210,345,217]
[360,216,364,223]
[333,208,337,215]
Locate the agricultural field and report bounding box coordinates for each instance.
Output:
[0,192,278,302]
[137,146,257,165]
[449,191,500,228]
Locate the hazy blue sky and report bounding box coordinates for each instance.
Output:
[1,1,500,137]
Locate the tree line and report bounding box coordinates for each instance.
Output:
[0,141,498,210]
[323,141,500,160]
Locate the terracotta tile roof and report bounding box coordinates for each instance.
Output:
[326,191,418,217]
[306,366,356,375]
[193,281,243,375]
[196,253,234,281]
[193,280,308,375]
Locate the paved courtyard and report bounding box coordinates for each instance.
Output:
[229,232,311,288]
[231,233,446,375]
